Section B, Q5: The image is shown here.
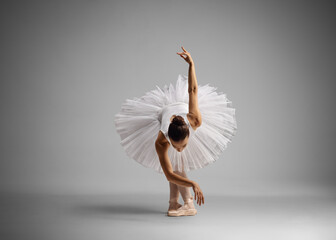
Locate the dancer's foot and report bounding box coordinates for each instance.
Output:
[167,201,182,213]
[167,196,197,217]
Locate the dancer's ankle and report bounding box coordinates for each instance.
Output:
[169,199,179,204]
[183,196,194,204]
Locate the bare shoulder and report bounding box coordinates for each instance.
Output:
[155,131,170,148]
[187,112,202,131]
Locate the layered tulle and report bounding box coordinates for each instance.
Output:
[114,74,237,174]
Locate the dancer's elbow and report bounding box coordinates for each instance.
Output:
[165,170,174,183]
[165,170,181,185]
[188,85,198,94]
[166,172,181,186]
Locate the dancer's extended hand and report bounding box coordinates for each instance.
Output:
[176,46,194,65]
[192,181,205,206]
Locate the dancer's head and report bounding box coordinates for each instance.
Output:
[168,115,190,152]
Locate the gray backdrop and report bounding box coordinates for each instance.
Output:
[1,0,335,196]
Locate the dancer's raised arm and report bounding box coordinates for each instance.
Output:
[177,47,202,127]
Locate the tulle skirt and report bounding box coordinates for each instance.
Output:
[114,74,237,174]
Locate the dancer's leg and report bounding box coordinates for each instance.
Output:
[167,170,196,216]
[177,157,193,203]
[167,158,196,216]
[168,171,182,211]
[176,170,193,203]
[169,180,179,202]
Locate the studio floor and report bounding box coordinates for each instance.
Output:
[1,191,336,240]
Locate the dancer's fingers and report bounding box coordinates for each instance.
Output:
[178,53,186,58]
[180,55,186,60]
[177,52,187,57]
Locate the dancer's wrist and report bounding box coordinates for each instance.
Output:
[191,181,196,188]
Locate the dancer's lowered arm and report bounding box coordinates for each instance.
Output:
[155,138,205,206]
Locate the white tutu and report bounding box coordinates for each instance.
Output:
[114,74,237,174]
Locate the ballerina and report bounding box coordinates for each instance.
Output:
[114,46,237,217]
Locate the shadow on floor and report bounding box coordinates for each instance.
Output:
[73,203,165,217]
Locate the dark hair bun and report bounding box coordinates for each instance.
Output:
[172,115,185,126]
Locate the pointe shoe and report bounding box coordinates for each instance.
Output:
[167,196,197,217]
[167,200,182,215]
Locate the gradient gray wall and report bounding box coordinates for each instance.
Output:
[1,0,335,196]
